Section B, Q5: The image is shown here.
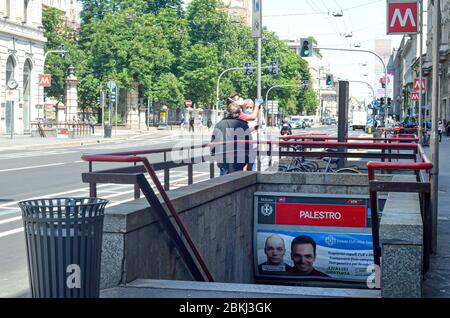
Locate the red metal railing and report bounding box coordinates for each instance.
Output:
[81,153,214,282]
[366,142,432,267]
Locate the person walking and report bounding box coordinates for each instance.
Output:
[210,102,251,176]
[189,115,195,133]
[207,118,212,131]
[438,120,444,142]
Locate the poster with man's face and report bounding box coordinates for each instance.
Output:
[256,230,374,282]
[253,193,385,283]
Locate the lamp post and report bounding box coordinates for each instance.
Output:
[316,47,388,126]
[38,49,67,121]
[430,0,441,253]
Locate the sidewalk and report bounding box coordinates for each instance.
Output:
[0,127,159,152]
[422,137,450,297]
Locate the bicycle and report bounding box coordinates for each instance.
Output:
[321,149,361,174]
[278,144,319,172]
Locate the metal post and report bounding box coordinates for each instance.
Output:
[10,102,14,139]
[147,98,150,130]
[100,83,104,131]
[115,86,118,136]
[430,0,441,253]
[257,37,262,172]
[418,0,424,144]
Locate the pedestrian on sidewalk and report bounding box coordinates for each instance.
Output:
[207,118,212,131]
[438,119,444,142]
[189,115,195,133]
[179,114,185,128]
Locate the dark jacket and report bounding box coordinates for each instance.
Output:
[211,118,251,166]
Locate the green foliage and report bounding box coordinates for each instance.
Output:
[46,0,317,115]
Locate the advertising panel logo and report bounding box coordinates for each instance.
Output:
[261,204,274,217]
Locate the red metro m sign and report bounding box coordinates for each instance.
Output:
[387,0,419,34]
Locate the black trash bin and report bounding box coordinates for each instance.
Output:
[104,125,112,138]
[18,198,108,298]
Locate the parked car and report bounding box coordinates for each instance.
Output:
[322,117,332,125]
[303,118,312,128]
[330,117,337,125]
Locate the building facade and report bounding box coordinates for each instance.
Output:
[0,0,66,135]
[221,0,251,26]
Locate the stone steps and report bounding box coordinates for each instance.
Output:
[101,279,381,298]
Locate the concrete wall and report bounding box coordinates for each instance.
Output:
[379,176,423,298]
[257,172,392,195]
[100,172,257,289]
[99,171,424,298]
[99,172,393,290]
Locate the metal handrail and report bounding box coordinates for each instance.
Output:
[367,143,432,268]
[81,154,214,283]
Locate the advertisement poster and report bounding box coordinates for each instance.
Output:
[255,230,374,282]
[254,193,385,283]
[375,72,394,99]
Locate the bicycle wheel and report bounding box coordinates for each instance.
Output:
[286,166,307,173]
[304,160,319,172]
[301,162,317,172]
[335,168,361,174]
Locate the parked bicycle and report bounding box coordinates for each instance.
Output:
[321,149,361,174]
[278,144,319,172]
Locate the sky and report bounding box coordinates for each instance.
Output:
[72,0,420,102]
[261,0,405,102]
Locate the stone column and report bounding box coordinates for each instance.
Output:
[56,102,66,123]
[139,106,147,130]
[64,65,78,122]
[126,82,140,130]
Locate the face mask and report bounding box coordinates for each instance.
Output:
[244,108,253,115]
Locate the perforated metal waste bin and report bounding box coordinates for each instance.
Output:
[18,198,108,298]
[104,125,112,138]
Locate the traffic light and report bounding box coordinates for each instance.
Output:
[387,97,392,109]
[326,74,334,86]
[60,44,66,59]
[300,38,313,57]
[243,62,253,76]
[379,97,385,110]
[269,60,278,75]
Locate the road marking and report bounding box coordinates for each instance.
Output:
[0,216,22,225]
[0,163,65,173]
[0,228,23,238]
[0,183,117,209]
[0,172,211,239]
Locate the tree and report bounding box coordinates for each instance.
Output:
[42,7,81,100]
[151,73,184,106]
[179,43,219,106]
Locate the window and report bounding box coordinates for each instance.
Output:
[23,60,32,131]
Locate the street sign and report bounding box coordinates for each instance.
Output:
[185,100,192,107]
[387,0,419,34]
[39,74,51,87]
[414,78,426,91]
[108,80,117,91]
[268,100,279,115]
[411,92,420,101]
[5,89,19,102]
[252,0,262,38]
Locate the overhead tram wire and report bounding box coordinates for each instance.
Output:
[263,0,383,18]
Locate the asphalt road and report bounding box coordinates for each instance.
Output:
[0,124,354,297]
